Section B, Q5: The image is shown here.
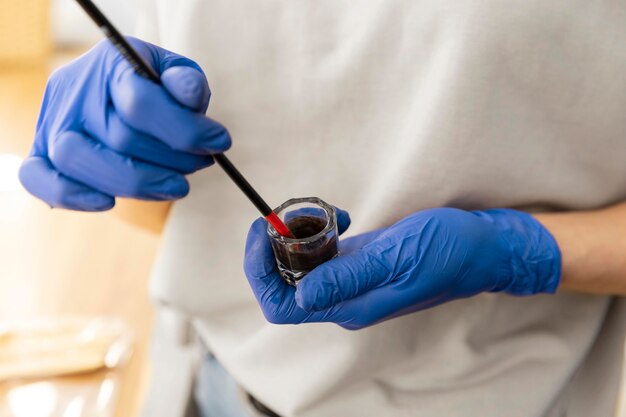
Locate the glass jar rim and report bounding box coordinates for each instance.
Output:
[267,197,336,243]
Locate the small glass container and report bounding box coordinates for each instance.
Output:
[267,197,339,285]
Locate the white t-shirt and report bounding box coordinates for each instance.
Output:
[140,1,626,416]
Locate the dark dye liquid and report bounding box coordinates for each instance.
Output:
[271,215,338,284]
[286,216,327,239]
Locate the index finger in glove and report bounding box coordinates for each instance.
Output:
[110,68,230,154]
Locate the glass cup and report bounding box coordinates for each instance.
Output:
[267,197,339,285]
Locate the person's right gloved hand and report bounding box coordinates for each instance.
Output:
[19,37,231,211]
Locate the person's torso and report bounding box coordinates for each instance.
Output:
[141,1,626,416]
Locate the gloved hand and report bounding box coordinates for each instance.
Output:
[244,208,561,330]
[19,37,230,211]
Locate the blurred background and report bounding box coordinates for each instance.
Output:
[0,1,166,416]
[2,2,626,417]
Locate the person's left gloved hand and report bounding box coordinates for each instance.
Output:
[244,207,561,330]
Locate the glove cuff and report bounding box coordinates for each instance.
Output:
[482,209,562,296]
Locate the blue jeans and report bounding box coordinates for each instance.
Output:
[194,354,254,417]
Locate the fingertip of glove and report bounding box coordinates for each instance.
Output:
[204,129,231,153]
[295,279,331,312]
[48,192,114,212]
[335,208,351,235]
[17,157,36,190]
[244,217,277,279]
[161,176,189,199]
[249,216,269,235]
[79,193,116,211]
[294,287,316,311]
[161,66,211,112]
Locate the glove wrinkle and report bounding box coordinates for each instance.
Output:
[244,207,562,329]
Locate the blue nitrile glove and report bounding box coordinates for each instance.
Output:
[244,208,561,330]
[19,37,230,211]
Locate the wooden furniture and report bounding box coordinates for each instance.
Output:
[0,0,51,67]
[0,52,167,417]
